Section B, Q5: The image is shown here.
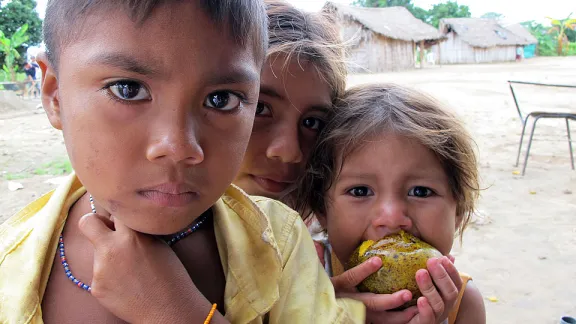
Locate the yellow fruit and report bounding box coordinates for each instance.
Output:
[348,231,442,308]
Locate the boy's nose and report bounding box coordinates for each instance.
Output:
[370,197,412,233]
[146,124,204,166]
[265,126,303,164]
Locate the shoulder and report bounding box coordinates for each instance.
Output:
[455,280,486,324]
[250,195,303,248]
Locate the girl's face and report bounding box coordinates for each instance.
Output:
[321,131,460,267]
[235,57,332,199]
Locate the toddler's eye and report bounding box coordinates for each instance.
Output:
[108,81,150,101]
[347,186,374,197]
[302,117,325,131]
[256,102,272,116]
[408,186,434,198]
[205,91,242,111]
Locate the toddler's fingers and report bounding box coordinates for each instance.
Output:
[331,257,382,291]
[427,257,458,309]
[78,213,115,248]
[338,290,411,312]
[367,306,419,324]
[416,267,444,317]
[447,254,456,264]
[409,297,435,324]
[441,256,463,292]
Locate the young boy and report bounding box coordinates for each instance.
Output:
[0,1,364,323]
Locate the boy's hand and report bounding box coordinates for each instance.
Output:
[78,213,209,323]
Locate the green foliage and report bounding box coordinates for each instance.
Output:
[354,0,471,27]
[481,12,504,20]
[0,24,29,81]
[522,19,576,56]
[0,0,42,71]
[427,1,471,28]
[546,13,576,55]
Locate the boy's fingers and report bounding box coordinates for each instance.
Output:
[337,290,411,312]
[110,215,133,236]
[78,213,114,246]
[416,267,444,317]
[331,257,382,290]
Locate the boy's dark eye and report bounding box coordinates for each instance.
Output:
[408,186,434,198]
[108,81,150,101]
[347,186,373,197]
[302,117,325,131]
[204,91,242,111]
[256,102,271,116]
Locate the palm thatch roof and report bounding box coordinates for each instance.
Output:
[441,18,531,48]
[505,23,538,44]
[323,2,443,42]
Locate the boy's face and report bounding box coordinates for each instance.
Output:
[321,131,460,267]
[38,2,261,235]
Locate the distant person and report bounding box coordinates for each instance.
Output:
[23,62,39,99]
[516,46,524,61]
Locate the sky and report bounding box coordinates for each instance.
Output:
[31,0,574,24]
[288,0,574,24]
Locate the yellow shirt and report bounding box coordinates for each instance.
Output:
[0,173,365,323]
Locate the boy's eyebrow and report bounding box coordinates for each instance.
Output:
[205,68,260,86]
[86,52,160,76]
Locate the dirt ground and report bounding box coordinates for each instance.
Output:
[1,57,575,323]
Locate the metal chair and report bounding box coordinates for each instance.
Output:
[508,81,576,175]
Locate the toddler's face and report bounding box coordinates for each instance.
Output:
[39,2,261,234]
[321,131,460,267]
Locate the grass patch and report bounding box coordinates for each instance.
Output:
[4,172,32,180]
[33,159,73,176]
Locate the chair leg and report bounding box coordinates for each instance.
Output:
[516,116,531,167]
[522,116,541,176]
[566,118,575,170]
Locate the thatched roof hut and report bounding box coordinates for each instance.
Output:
[324,2,444,72]
[433,18,531,64]
[505,23,538,44]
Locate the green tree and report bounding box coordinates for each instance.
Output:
[481,12,504,20]
[0,0,42,69]
[546,13,576,55]
[353,0,429,23]
[428,1,471,28]
[0,24,29,81]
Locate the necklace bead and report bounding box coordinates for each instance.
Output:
[60,193,210,292]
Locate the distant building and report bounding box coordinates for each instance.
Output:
[324,2,444,73]
[432,18,532,64]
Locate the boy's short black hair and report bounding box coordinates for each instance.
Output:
[43,0,268,69]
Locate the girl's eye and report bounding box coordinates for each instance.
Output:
[204,91,242,111]
[347,186,374,197]
[408,186,434,198]
[256,102,272,116]
[108,81,150,101]
[302,117,325,131]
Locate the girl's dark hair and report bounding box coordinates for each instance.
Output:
[296,83,480,238]
[265,0,346,101]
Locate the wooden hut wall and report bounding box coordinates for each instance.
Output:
[432,32,517,64]
[340,19,415,73]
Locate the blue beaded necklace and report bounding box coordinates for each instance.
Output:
[59,194,210,292]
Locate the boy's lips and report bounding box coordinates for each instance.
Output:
[250,175,293,193]
[138,183,198,207]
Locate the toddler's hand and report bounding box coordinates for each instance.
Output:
[411,256,462,323]
[78,213,207,323]
[330,257,421,323]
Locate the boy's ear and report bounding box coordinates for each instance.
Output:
[36,52,62,130]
